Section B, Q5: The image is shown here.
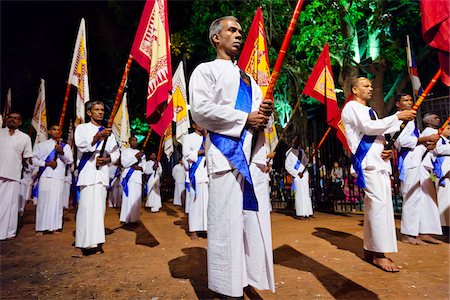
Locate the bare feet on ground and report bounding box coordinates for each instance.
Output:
[365,251,400,272]
[401,235,427,245]
[190,232,199,240]
[418,234,443,244]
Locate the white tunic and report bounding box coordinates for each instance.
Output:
[341,100,401,253]
[183,132,209,232]
[74,122,119,248]
[171,163,186,206]
[108,165,122,208]
[0,128,32,240]
[434,136,450,226]
[190,59,265,297]
[119,147,146,223]
[145,160,163,212]
[33,139,74,232]
[285,147,313,216]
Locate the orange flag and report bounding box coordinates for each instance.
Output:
[130,0,173,136]
[303,44,350,151]
[237,7,278,152]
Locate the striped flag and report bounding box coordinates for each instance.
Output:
[237,7,278,152]
[31,79,48,145]
[130,0,173,136]
[172,61,190,144]
[68,18,90,123]
[406,35,423,100]
[112,91,131,147]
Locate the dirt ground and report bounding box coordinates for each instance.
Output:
[1,200,449,299]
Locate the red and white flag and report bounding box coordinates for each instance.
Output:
[131,0,173,136]
[31,79,48,145]
[68,18,90,123]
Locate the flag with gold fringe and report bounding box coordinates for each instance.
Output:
[237,7,278,152]
[130,0,173,136]
[172,61,190,144]
[303,43,350,152]
[31,79,48,145]
[68,18,90,123]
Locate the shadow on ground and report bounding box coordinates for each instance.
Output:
[121,221,160,247]
[312,227,364,259]
[274,244,379,299]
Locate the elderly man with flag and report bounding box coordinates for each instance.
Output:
[189,16,273,297]
[341,77,416,272]
[32,124,73,235]
[74,100,119,256]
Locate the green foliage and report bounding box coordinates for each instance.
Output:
[130,117,149,144]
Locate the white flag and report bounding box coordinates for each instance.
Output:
[112,92,131,147]
[31,79,48,145]
[164,125,173,159]
[3,88,11,119]
[172,62,190,144]
[68,18,90,123]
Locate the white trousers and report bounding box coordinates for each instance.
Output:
[75,184,107,248]
[0,178,19,240]
[363,169,397,253]
[437,178,450,226]
[244,164,275,292]
[293,171,313,216]
[418,166,442,234]
[19,181,32,214]
[187,182,208,232]
[208,170,246,297]
[173,182,185,206]
[35,177,64,232]
[108,179,122,208]
[120,181,142,223]
[146,184,161,212]
[62,181,71,209]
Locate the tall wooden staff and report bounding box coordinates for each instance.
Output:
[99,55,134,157]
[438,116,450,135]
[142,128,153,148]
[272,98,301,154]
[385,68,442,149]
[58,83,72,130]
[156,134,164,162]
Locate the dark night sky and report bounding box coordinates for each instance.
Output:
[1,0,193,125]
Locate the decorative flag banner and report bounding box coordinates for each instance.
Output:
[3,88,12,119]
[163,125,173,159]
[31,79,48,145]
[237,7,278,152]
[303,43,350,152]
[172,61,190,144]
[112,91,131,147]
[420,0,450,86]
[130,0,173,136]
[68,18,90,123]
[406,35,424,100]
[67,119,74,149]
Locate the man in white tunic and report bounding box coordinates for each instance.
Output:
[341,77,415,272]
[145,152,163,212]
[120,136,146,223]
[415,113,444,243]
[74,101,119,256]
[189,16,273,297]
[394,95,441,245]
[33,124,73,235]
[171,158,186,207]
[183,122,208,239]
[433,123,450,239]
[0,112,33,240]
[285,135,313,219]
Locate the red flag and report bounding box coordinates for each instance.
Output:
[303,44,350,151]
[420,0,450,86]
[130,0,173,136]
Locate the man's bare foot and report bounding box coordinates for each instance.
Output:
[190,232,199,240]
[36,232,43,236]
[401,235,427,245]
[372,254,400,272]
[418,234,443,244]
[363,249,373,261]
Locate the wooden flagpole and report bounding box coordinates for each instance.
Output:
[156,134,164,161]
[385,68,442,149]
[438,116,450,135]
[58,83,72,130]
[272,98,301,153]
[98,54,133,157]
[142,128,153,148]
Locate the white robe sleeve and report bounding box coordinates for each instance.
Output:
[285,150,299,178]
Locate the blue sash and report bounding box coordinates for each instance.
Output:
[109,166,120,189]
[121,167,135,197]
[73,126,105,206]
[397,123,419,181]
[294,148,303,171]
[188,136,205,193]
[433,137,447,187]
[32,142,66,198]
[352,109,377,188]
[209,73,258,211]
